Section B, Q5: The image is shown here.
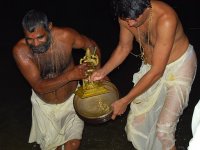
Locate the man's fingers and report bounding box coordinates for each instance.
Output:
[90,72,99,81]
[111,114,116,120]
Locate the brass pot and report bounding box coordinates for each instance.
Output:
[73,81,119,124]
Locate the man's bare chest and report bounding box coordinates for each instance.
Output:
[34,47,73,79]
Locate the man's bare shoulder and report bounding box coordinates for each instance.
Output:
[152,0,177,17]
[152,0,178,27]
[53,26,80,39]
[12,39,32,60]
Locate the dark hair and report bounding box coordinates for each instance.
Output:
[22,9,49,32]
[112,0,151,20]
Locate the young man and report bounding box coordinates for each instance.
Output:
[90,0,197,149]
[12,9,101,150]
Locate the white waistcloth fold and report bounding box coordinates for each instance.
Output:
[29,91,84,150]
[126,44,197,150]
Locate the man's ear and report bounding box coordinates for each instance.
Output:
[48,22,53,30]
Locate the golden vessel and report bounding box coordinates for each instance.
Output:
[73,48,119,124]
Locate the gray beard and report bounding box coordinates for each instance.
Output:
[33,47,72,79]
[27,33,52,54]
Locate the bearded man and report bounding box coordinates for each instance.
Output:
[13,9,101,150]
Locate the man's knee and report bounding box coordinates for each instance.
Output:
[65,139,81,150]
[156,131,175,149]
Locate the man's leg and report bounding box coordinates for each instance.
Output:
[156,84,189,150]
[56,146,62,150]
[170,145,176,150]
[64,139,81,150]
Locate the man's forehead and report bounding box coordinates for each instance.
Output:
[25,27,47,38]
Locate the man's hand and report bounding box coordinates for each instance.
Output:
[69,63,88,81]
[90,68,106,81]
[111,98,128,120]
[101,76,110,82]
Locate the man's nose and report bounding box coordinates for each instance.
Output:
[33,39,40,47]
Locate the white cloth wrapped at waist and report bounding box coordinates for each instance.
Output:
[126,44,197,150]
[29,90,84,150]
[131,44,196,116]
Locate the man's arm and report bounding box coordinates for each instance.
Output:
[106,22,133,71]
[66,28,102,67]
[12,42,87,94]
[93,19,134,80]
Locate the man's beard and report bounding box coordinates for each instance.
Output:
[27,33,52,54]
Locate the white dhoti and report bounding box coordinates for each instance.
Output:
[29,91,84,150]
[125,44,197,150]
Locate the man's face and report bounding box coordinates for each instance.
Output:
[123,14,146,28]
[25,26,52,54]
[122,8,150,28]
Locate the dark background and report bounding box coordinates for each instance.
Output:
[0,0,200,149]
